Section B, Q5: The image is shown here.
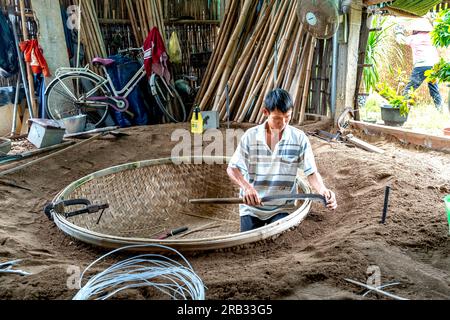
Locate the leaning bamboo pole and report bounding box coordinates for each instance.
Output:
[292,35,312,123]
[19,0,37,118]
[125,0,141,45]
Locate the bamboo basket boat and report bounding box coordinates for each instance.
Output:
[50,157,312,252]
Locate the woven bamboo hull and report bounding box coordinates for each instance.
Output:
[52,157,312,252]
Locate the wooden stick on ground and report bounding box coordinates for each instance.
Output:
[0,134,103,177]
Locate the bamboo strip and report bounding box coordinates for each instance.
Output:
[299,38,317,125]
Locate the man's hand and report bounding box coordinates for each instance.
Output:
[322,189,337,211]
[243,186,262,207]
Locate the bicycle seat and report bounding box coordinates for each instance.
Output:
[92,57,115,67]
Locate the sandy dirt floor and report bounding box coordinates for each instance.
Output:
[0,122,449,300]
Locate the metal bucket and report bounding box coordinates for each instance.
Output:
[58,115,87,134]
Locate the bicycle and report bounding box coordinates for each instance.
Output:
[44,47,187,128]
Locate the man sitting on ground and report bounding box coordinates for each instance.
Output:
[227,88,337,232]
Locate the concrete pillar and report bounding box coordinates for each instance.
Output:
[32,0,70,84]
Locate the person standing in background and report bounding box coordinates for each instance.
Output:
[395,18,443,112]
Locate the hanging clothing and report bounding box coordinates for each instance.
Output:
[19,39,51,77]
[0,12,19,78]
[143,27,170,83]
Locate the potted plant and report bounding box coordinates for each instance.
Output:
[377,73,417,127]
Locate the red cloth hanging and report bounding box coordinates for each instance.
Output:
[19,39,51,77]
[143,27,170,82]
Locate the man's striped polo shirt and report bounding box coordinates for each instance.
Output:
[229,121,317,220]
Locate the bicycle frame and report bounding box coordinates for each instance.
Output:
[55,63,146,102]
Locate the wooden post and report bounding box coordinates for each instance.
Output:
[335,0,363,125]
[344,0,362,112]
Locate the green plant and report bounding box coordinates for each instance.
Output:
[428,9,450,84]
[363,16,405,94]
[425,58,450,83]
[376,69,417,117]
[431,9,450,48]
[363,17,400,93]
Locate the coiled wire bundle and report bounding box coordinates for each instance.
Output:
[73,244,206,300]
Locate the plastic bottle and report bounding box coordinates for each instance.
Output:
[191,105,203,134]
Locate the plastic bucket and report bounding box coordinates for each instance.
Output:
[445,195,450,236]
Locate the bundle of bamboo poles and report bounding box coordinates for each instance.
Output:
[96,0,127,20]
[67,0,165,66]
[74,0,107,65]
[195,0,323,125]
[125,0,166,47]
[163,0,222,21]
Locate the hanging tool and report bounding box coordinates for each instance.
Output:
[8,7,34,119]
[18,0,38,118]
[190,193,327,206]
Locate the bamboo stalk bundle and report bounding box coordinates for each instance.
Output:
[194,0,239,105]
[197,0,254,110]
[71,0,107,74]
[124,0,166,47]
[195,0,331,124]
[125,0,141,45]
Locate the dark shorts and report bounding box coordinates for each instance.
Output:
[240,212,289,232]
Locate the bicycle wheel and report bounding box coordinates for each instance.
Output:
[45,73,109,128]
[149,74,187,123]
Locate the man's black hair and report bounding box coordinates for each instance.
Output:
[264,88,294,113]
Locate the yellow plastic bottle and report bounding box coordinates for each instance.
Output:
[191,106,204,134]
